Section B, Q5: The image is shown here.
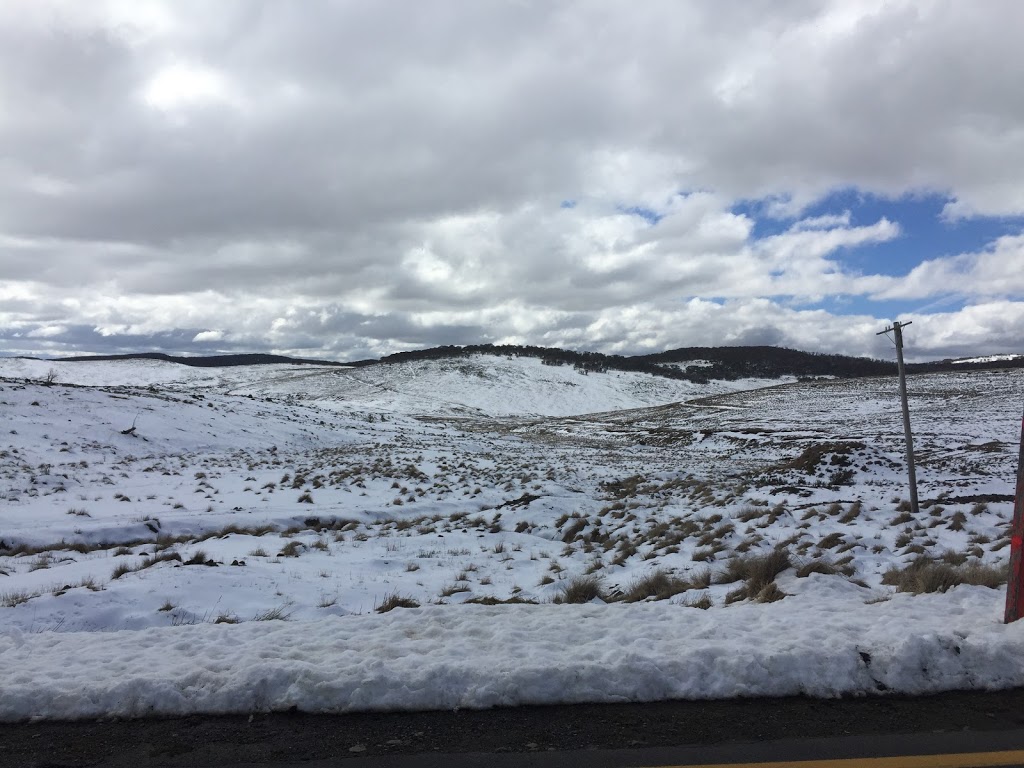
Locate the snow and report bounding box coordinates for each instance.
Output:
[1,355,1023,721]
[0,354,785,417]
[3,584,1023,721]
[951,354,1024,365]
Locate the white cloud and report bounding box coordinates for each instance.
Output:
[792,212,852,231]
[143,61,234,111]
[0,1,1022,360]
[873,234,1024,301]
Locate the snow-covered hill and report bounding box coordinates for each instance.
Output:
[2,357,1024,721]
[0,354,785,417]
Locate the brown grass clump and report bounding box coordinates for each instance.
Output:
[780,441,865,474]
[947,511,968,532]
[816,532,845,550]
[681,592,713,609]
[376,592,421,612]
[556,574,606,604]
[718,548,791,591]
[465,595,539,605]
[795,557,855,578]
[689,567,712,589]
[622,568,690,602]
[277,540,304,558]
[715,548,792,604]
[754,582,787,603]
[881,557,1007,594]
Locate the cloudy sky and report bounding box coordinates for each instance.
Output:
[2,1,1023,362]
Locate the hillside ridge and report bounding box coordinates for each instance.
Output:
[27,343,1024,382]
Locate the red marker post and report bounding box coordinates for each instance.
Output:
[1004,407,1024,623]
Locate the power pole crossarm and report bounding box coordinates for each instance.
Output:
[877,320,920,516]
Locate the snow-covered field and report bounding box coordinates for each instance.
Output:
[1,354,1023,721]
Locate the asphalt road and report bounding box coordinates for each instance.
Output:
[6,689,1024,768]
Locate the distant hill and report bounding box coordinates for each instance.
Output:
[635,346,898,379]
[357,343,897,383]
[50,344,1024,381]
[57,352,348,368]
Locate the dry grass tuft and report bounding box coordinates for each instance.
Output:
[795,556,855,578]
[557,574,606,604]
[718,548,791,592]
[681,592,713,609]
[465,595,539,605]
[715,548,792,604]
[252,604,293,621]
[376,592,420,612]
[882,558,1007,594]
[622,568,690,602]
[1,589,34,607]
[754,582,787,603]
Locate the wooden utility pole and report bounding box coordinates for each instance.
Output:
[877,320,920,515]
[1004,407,1024,623]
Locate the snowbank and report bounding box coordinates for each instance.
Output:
[3,582,1023,722]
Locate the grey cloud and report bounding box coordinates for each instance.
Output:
[2,1,1023,361]
[0,324,242,358]
[729,325,785,347]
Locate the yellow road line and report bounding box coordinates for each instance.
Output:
[651,749,1024,768]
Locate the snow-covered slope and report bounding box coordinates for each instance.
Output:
[313,356,781,417]
[951,354,1024,365]
[1,358,1023,721]
[0,357,344,393]
[0,354,785,417]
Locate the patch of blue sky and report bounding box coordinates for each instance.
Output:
[616,204,664,225]
[733,189,1024,278]
[812,294,970,320]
